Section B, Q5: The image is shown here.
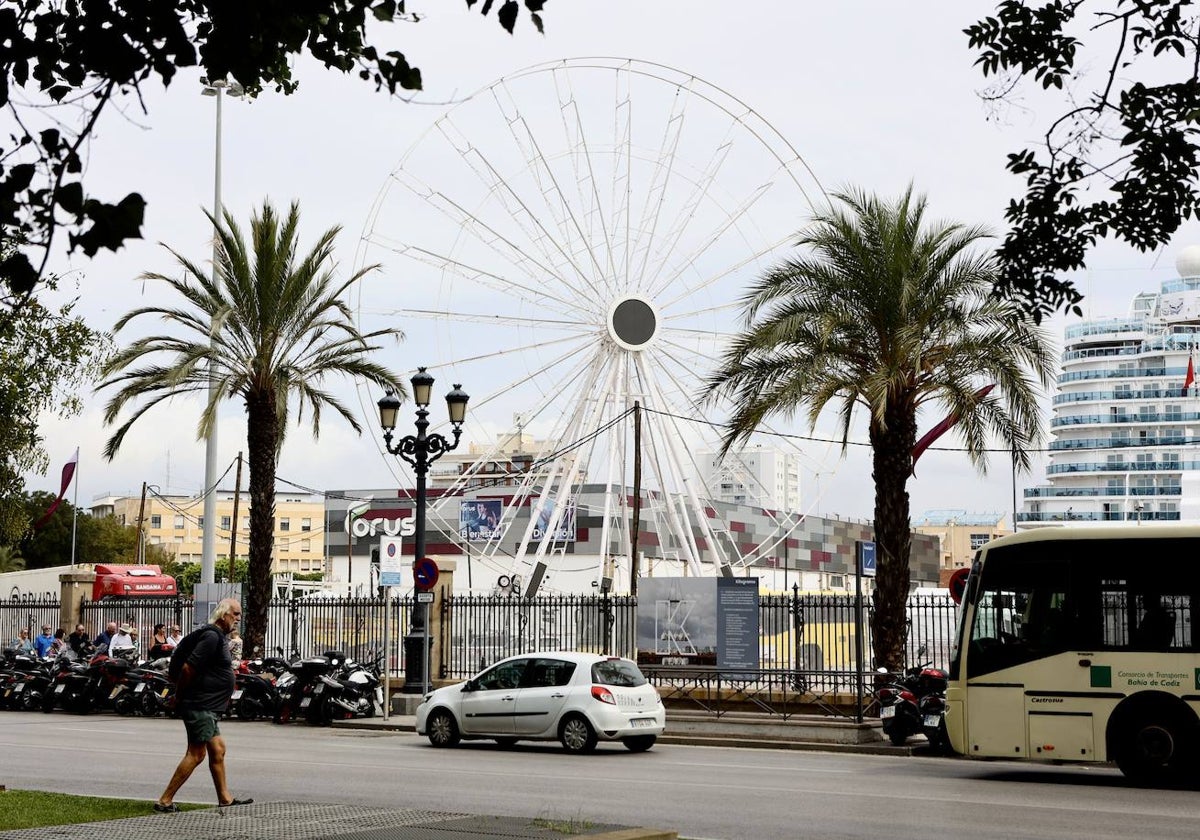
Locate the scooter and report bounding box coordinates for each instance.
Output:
[875,660,948,748]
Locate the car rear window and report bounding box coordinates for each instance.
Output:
[591,659,646,687]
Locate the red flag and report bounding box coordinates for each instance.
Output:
[1184,355,1195,397]
[34,447,79,530]
[911,385,995,474]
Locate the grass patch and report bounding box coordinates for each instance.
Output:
[0,789,207,830]
[531,815,597,835]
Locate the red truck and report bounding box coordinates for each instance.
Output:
[91,564,178,600]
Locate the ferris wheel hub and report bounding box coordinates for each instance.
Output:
[607,295,659,351]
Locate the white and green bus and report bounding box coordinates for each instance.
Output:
[946,524,1199,783]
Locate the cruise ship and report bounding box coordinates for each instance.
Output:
[1019,248,1200,525]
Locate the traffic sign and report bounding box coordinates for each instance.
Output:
[416,591,434,603]
[413,557,439,591]
[857,540,877,577]
[948,567,970,605]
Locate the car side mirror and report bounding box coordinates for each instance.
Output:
[462,679,477,692]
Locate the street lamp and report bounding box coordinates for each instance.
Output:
[378,368,469,693]
[199,76,244,585]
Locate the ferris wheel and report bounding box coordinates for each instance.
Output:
[355,58,828,593]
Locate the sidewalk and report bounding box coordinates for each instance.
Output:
[333,712,921,756]
[0,801,678,840]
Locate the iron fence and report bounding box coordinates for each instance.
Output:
[1,597,61,647]
[44,591,961,718]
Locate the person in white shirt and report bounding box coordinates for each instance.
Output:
[166,625,183,647]
[110,623,136,651]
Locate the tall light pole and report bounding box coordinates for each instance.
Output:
[378,369,469,693]
[199,77,243,584]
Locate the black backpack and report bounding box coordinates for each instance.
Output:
[168,625,221,682]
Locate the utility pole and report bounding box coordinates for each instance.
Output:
[228,451,243,581]
[631,401,641,598]
[136,482,148,565]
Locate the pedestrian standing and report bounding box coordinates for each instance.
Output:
[154,598,253,812]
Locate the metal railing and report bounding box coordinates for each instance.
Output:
[1,597,61,646]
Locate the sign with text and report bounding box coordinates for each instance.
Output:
[716,577,760,670]
[379,538,404,587]
[460,499,503,542]
[635,576,760,668]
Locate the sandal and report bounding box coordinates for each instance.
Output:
[153,803,181,813]
[219,798,253,807]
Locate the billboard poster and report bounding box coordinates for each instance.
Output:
[716,576,760,669]
[636,577,718,666]
[533,497,576,542]
[636,577,760,669]
[460,499,502,542]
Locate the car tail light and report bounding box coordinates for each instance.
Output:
[591,685,616,705]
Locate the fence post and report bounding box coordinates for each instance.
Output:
[288,597,300,658]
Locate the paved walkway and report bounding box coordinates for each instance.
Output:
[0,802,676,840]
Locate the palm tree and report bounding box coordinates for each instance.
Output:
[0,545,24,574]
[704,187,1053,672]
[99,200,404,653]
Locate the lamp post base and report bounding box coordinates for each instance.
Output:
[401,632,433,694]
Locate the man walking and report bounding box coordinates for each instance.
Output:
[155,598,252,812]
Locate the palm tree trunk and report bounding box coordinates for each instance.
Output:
[245,389,278,656]
[869,400,916,674]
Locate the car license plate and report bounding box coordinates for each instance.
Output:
[314,683,324,695]
[880,705,896,719]
[630,718,655,728]
[231,689,243,700]
[55,684,66,694]
[134,683,146,693]
[299,697,311,708]
[923,714,942,727]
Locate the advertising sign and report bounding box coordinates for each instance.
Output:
[636,576,760,669]
[533,497,576,542]
[460,499,503,542]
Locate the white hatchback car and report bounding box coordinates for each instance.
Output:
[415,652,665,753]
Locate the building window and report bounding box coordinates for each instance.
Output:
[221,515,231,530]
[279,538,290,552]
[150,514,161,529]
[969,533,991,550]
[280,517,290,532]
[174,515,184,529]
[301,517,312,532]
[242,516,250,530]
[301,539,311,553]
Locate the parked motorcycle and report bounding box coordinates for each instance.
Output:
[303,653,383,725]
[230,652,290,721]
[875,660,948,749]
[43,646,138,714]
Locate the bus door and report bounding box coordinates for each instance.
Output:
[962,587,1030,757]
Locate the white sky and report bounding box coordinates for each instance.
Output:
[21,1,1200,524]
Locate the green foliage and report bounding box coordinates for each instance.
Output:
[0,545,24,574]
[966,1,1200,320]
[704,187,1054,670]
[0,279,109,544]
[0,1,549,295]
[98,200,404,652]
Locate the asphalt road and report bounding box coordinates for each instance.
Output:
[1,713,1197,840]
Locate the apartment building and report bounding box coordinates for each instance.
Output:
[89,491,326,574]
[913,510,1009,570]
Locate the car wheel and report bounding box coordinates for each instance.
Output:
[559,714,597,754]
[427,709,460,748]
[622,735,656,752]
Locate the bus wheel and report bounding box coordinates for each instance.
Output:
[1116,712,1194,784]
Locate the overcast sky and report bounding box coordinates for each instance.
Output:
[22,1,1200,525]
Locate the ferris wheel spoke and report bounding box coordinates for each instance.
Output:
[649,179,775,303]
[490,81,613,301]
[433,115,585,290]
[628,80,693,292]
[552,67,617,287]
[368,306,591,332]
[384,171,591,315]
[611,63,634,296]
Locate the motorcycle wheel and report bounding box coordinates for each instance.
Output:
[21,690,42,712]
[41,692,56,713]
[888,728,909,746]
[237,697,260,721]
[113,692,138,716]
[361,697,376,719]
[140,691,160,717]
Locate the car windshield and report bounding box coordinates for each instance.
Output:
[591,659,646,687]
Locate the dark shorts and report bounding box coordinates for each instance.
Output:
[181,709,221,744]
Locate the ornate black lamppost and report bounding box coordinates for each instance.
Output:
[378,367,469,693]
